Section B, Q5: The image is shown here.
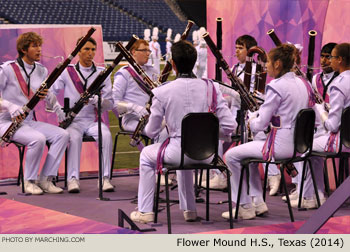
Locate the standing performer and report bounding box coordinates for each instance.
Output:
[196,27,208,79]
[0,32,69,194]
[52,37,114,193]
[294,43,350,208]
[222,44,311,219]
[130,40,236,224]
[149,27,161,75]
[165,28,172,62]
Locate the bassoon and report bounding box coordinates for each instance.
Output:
[114,42,157,147]
[158,20,194,83]
[267,29,327,111]
[306,30,317,82]
[0,27,96,145]
[59,35,139,129]
[202,32,259,112]
[244,46,267,94]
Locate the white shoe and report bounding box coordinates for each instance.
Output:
[291,196,326,209]
[99,177,114,192]
[159,174,172,186]
[268,174,281,196]
[201,173,227,189]
[253,202,268,216]
[282,188,298,202]
[24,180,43,195]
[222,205,256,220]
[38,179,63,194]
[68,178,80,193]
[130,211,154,224]
[183,210,197,222]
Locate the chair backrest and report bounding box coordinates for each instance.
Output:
[294,108,315,155]
[181,113,219,163]
[340,107,350,149]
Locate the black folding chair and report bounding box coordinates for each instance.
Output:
[12,141,51,194]
[310,107,350,195]
[110,117,150,179]
[236,108,317,222]
[153,112,233,234]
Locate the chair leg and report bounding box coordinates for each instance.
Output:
[165,171,172,234]
[298,160,308,209]
[226,168,233,229]
[323,158,331,197]
[205,169,210,221]
[64,148,68,188]
[153,171,162,223]
[338,157,345,186]
[280,164,294,222]
[308,159,321,208]
[17,145,25,193]
[235,165,245,219]
[332,157,339,187]
[345,157,349,178]
[263,162,270,202]
[194,169,200,197]
[110,134,119,180]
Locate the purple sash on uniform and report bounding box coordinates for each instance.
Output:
[202,78,218,112]
[67,66,104,123]
[325,132,339,153]
[316,73,330,103]
[262,115,281,161]
[10,62,34,99]
[298,76,316,107]
[67,66,85,94]
[156,79,218,172]
[125,66,151,94]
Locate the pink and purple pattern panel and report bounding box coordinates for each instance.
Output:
[207,0,350,81]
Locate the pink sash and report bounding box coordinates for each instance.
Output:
[10,62,34,99]
[67,66,103,123]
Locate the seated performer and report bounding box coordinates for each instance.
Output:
[225,35,281,196]
[222,44,312,219]
[284,42,338,204]
[130,40,236,224]
[112,39,160,138]
[296,43,350,208]
[0,32,69,194]
[52,37,114,193]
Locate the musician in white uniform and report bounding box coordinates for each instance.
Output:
[222,44,311,219]
[130,40,236,224]
[52,37,114,193]
[112,39,167,143]
[295,43,350,209]
[0,32,68,195]
[284,43,338,204]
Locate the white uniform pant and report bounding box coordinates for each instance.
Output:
[66,119,112,180]
[138,138,211,213]
[151,57,160,75]
[0,119,69,180]
[225,128,295,205]
[296,134,332,198]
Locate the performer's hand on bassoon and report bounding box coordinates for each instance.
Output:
[38,88,49,100]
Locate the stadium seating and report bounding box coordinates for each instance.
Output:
[0,0,190,42]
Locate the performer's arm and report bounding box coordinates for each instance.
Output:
[324,85,346,132]
[144,95,163,139]
[250,87,281,133]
